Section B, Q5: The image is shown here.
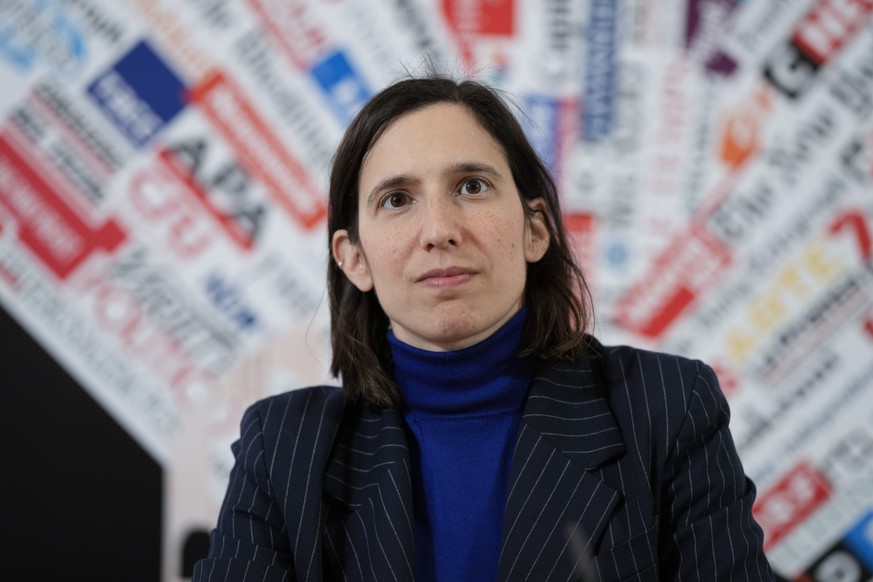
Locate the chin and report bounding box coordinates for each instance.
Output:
[430,320,492,350]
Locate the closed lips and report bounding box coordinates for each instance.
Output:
[416,267,476,282]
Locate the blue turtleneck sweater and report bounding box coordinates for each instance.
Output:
[387,310,534,582]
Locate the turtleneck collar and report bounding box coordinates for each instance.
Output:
[387,309,534,415]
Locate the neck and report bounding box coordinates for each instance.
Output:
[388,309,533,415]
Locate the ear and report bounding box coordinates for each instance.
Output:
[523,197,550,263]
[332,229,374,292]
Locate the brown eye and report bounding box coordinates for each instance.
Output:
[460,178,489,195]
[381,192,410,209]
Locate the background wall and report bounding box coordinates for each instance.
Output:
[1,0,872,580]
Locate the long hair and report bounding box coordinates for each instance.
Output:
[328,76,594,407]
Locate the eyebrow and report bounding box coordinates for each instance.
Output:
[365,161,505,207]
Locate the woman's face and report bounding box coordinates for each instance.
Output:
[332,103,549,352]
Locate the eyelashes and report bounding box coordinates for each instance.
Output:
[459,177,490,195]
[379,191,412,210]
[377,177,493,211]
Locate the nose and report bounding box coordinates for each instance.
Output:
[420,195,461,250]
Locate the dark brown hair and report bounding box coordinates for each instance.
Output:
[328,76,593,407]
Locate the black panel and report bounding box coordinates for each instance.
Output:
[0,304,162,581]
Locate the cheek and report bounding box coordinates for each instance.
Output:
[497,217,527,265]
[362,234,405,279]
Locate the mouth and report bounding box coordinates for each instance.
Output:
[416,267,476,288]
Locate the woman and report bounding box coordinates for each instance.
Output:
[194,77,774,581]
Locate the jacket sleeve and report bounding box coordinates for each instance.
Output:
[193,403,296,582]
[659,362,774,581]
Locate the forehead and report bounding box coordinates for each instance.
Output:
[359,103,509,185]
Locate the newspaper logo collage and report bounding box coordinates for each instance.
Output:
[1,0,872,579]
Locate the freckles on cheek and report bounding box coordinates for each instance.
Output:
[374,240,406,278]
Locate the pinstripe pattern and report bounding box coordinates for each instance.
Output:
[194,342,773,581]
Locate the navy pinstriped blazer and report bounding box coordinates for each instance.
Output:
[194,343,774,581]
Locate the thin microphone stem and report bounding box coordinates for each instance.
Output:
[564,522,600,582]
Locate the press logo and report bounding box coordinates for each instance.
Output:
[88,40,187,147]
[764,0,873,98]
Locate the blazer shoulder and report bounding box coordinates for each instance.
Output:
[595,340,706,370]
[250,385,346,418]
[240,385,348,453]
[594,342,717,397]
[584,341,725,441]
[536,342,711,395]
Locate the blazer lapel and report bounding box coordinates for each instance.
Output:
[322,404,416,582]
[498,358,626,581]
